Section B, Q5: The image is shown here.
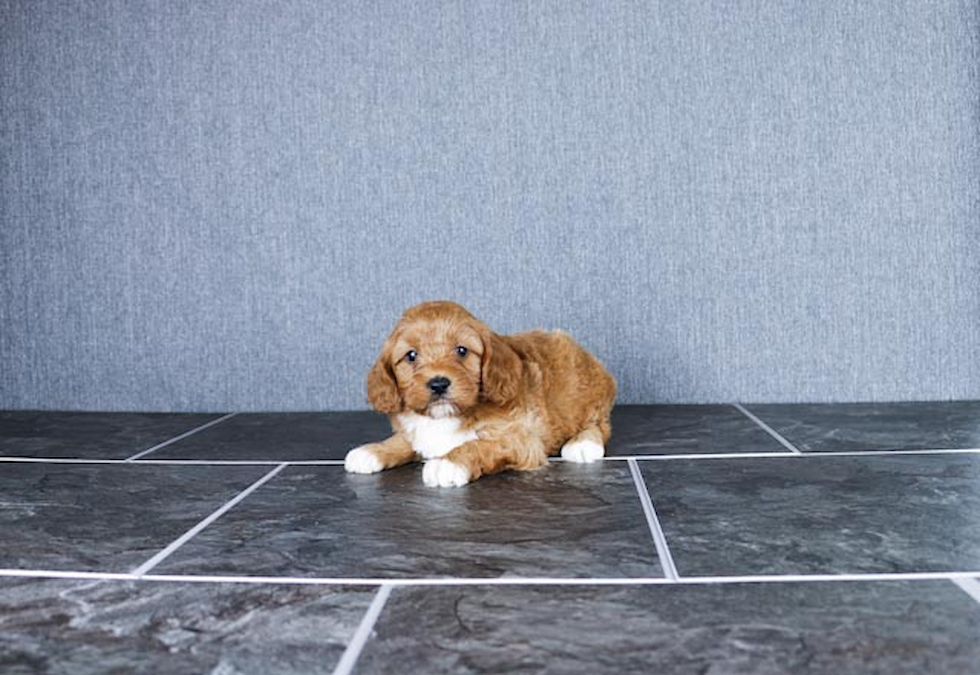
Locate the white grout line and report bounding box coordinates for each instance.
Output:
[0,457,287,465]
[604,448,980,460]
[3,449,979,467]
[0,457,131,464]
[0,569,140,581]
[138,574,678,586]
[792,448,980,458]
[130,463,287,576]
[627,459,680,580]
[131,571,980,587]
[124,413,239,461]
[332,584,393,675]
[598,452,800,461]
[673,572,980,584]
[733,404,803,454]
[3,569,980,587]
[0,457,349,465]
[953,577,980,604]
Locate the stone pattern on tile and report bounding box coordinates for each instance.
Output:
[747,401,980,452]
[0,412,221,459]
[0,578,373,675]
[608,405,789,455]
[156,463,664,579]
[357,582,980,675]
[0,464,271,572]
[2,403,980,674]
[142,412,391,461]
[642,455,980,576]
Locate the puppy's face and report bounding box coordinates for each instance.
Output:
[366,301,522,417]
[389,313,484,418]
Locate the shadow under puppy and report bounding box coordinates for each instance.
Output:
[345,301,617,487]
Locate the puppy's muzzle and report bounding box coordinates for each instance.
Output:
[427,376,451,397]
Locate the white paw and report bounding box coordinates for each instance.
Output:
[422,458,471,487]
[344,446,384,474]
[560,439,605,463]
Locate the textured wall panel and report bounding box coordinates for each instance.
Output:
[1,1,978,411]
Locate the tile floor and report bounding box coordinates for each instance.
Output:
[0,403,978,674]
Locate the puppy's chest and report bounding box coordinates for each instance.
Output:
[397,413,478,459]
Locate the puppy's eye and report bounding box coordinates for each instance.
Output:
[455,346,468,358]
[405,350,418,363]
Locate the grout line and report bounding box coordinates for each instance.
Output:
[332,584,393,675]
[664,572,980,584]
[0,457,347,465]
[733,404,802,454]
[146,575,674,586]
[599,452,799,461]
[0,458,134,464]
[604,448,980,460]
[118,571,980,587]
[124,413,239,461]
[2,450,980,466]
[627,459,679,580]
[3,569,980,587]
[775,448,980,458]
[0,457,291,465]
[0,569,140,581]
[130,463,287,576]
[953,577,980,605]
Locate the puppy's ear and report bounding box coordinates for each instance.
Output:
[480,331,523,406]
[366,348,402,414]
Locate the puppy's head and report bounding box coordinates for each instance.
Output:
[367,301,522,418]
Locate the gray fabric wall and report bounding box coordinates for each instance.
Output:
[1,0,978,412]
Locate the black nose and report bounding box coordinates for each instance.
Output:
[427,376,451,395]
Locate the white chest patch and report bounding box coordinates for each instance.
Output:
[397,412,478,459]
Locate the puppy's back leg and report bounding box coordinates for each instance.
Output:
[560,426,606,464]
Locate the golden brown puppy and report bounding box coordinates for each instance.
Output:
[345,301,616,487]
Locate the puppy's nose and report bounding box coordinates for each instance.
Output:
[427,376,451,396]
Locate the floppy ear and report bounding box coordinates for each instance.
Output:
[366,346,402,414]
[480,331,523,406]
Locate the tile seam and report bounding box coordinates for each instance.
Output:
[124,413,239,461]
[332,583,393,675]
[733,404,803,454]
[952,577,980,605]
[3,569,979,586]
[3,448,978,466]
[0,457,345,465]
[129,463,287,576]
[627,458,679,581]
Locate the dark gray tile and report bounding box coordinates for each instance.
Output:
[0,577,373,675]
[641,455,980,576]
[746,401,980,453]
[141,405,791,461]
[608,405,788,456]
[141,412,390,461]
[157,463,663,579]
[0,412,222,459]
[0,463,271,572]
[358,581,980,675]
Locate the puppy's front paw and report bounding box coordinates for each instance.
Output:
[345,445,384,474]
[560,439,604,463]
[422,458,471,487]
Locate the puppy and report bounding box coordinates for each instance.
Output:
[344,301,616,487]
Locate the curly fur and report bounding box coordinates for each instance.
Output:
[346,301,617,486]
